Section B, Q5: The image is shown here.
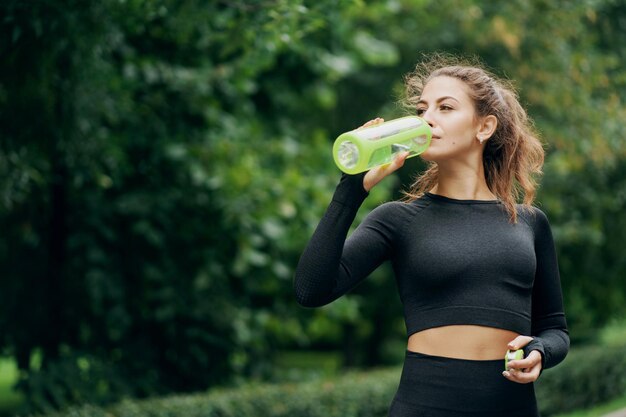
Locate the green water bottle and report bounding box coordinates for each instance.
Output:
[333,116,432,175]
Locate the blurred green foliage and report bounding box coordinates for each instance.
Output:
[1,0,625,412]
[22,342,626,417]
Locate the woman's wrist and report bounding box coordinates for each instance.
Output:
[332,172,369,207]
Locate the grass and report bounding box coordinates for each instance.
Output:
[0,356,23,417]
[271,350,343,382]
[553,393,626,417]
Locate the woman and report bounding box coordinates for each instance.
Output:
[294,54,569,417]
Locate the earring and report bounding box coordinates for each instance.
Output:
[478,136,485,144]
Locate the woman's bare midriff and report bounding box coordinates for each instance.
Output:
[407,325,520,360]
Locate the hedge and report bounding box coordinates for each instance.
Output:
[535,343,626,415]
[26,343,626,417]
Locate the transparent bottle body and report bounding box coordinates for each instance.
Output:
[333,116,431,174]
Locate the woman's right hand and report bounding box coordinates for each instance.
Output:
[358,118,410,192]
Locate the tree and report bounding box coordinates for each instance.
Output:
[1,0,625,412]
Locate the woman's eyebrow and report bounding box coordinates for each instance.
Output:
[417,96,460,105]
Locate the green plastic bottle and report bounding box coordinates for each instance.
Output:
[333,116,431,175]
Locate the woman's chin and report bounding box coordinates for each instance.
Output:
[419,149,438,162]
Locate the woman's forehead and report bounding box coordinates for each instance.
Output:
[420,75,472,103]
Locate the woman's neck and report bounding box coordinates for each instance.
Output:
[430,162,496,201]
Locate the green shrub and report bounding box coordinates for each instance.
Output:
[599,316,626,347]
[28,343,626,417]
[27,368,401,417]
[535,343,626,416]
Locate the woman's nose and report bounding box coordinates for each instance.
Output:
[421,109,434,127]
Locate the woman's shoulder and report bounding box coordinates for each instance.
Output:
[366,195,431,224]
[516,204,550,219]
[516,204,553,234]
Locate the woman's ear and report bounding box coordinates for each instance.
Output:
[477,115,498,142]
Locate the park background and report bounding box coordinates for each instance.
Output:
[1,0,626,416]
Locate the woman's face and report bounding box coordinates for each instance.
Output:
[416,75,482,163]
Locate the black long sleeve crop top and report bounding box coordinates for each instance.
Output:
[294,173,569,370]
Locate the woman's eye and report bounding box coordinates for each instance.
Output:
[440,104,453,111]
[416,108,426,116]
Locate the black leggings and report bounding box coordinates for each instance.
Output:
[388,350,540,417]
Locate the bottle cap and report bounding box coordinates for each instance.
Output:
[504,349,524,371]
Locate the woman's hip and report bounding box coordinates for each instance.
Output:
[388,350,539,417]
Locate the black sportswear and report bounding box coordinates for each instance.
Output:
[294,173,569,369]
[389,350,540,416]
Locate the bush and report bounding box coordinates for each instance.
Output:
[535,343,626,416]
[26,368,401,417]
[26,343,626,417]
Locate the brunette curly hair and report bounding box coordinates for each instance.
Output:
[401,53,544,223]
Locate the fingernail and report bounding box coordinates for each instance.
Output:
[502,371,509,377]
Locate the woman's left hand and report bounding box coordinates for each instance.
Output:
[502,335,543,384]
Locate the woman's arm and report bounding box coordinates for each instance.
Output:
[294,123,409,307]
[503,208,569,383]
[294,173,394,307]
[527,208,570,369]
